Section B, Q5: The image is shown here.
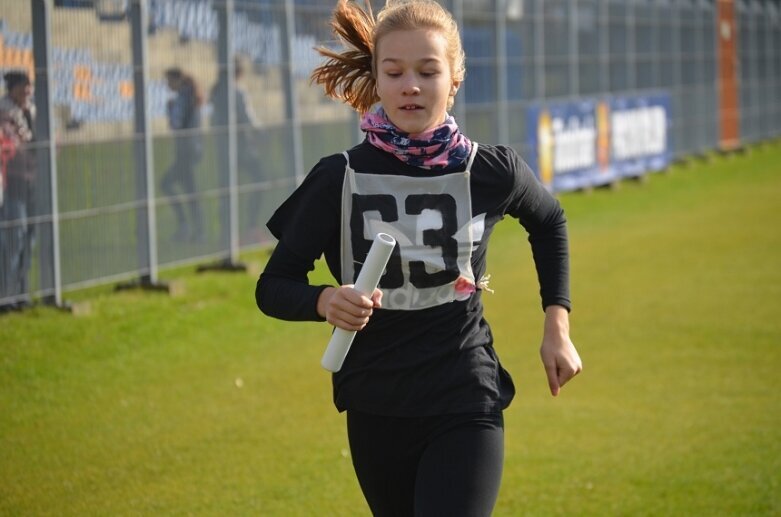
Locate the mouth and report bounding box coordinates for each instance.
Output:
[399,104,424,111]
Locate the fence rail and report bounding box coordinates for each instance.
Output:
[0,0,779,309]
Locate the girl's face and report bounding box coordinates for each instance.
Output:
[375,29,458,135]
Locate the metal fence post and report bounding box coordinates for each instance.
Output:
[200,0,246,271]
[570,0,580,97]
[31,0,62,307]
[536,0,546,99]
[127,0,164,290]
[672,2,683,158]
[767,0,778,137]
[626,0,636,92]
[282,0,304,184]
[599,0,609,95]
[353,110,363,146]
[495,0,509,144]
[450,0,467,127]
[225,0,240,264]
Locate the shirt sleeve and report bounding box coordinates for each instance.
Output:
[256,240,330,321]
[504,149,572,312]
[256,154,345,321]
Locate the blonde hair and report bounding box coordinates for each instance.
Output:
[311,0,465,114]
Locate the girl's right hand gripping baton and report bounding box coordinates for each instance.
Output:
[321,233,397,373]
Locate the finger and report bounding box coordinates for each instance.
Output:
[558,364,575,383]
[331,293,373,317]
[557,362,583,390]
[327,313,369,331]
[341,287,375,309]
[331,321,365,332]
[371,288,383,309]
[543,362,560,397]
[558,369,572,389]
[328,307,370,327]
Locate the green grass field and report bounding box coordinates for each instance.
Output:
[2,143,780,516]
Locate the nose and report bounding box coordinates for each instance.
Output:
[401,75,420,95]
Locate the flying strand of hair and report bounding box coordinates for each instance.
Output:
[311,0,379,114]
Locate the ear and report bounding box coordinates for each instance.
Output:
[450,81,460,96]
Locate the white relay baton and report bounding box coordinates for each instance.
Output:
[321,233,396,372]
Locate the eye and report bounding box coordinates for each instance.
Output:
[420,70,440,78]
[384,71,402,78]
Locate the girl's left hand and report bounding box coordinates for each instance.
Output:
[539,305,583,396]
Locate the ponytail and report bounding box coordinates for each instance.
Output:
[311,0,379,114]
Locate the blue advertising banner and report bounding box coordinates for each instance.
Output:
[609,94,672,178]
[526,93,672,192]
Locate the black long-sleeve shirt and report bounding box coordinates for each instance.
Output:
[257,141,570,416]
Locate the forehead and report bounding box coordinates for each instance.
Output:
[376,29,449,62]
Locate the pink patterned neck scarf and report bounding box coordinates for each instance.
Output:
[360,108,472,171]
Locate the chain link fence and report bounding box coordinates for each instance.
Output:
[0,0,779,308]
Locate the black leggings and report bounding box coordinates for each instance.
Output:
[346,411,504,517]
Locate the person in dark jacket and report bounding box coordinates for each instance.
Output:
[210,58,263,244]
[162,67,204,242]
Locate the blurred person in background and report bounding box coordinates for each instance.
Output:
[210,57,263,244]
[0,70,36,312]
[163,67,204,242]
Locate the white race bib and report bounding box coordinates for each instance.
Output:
[341,164,484,310]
